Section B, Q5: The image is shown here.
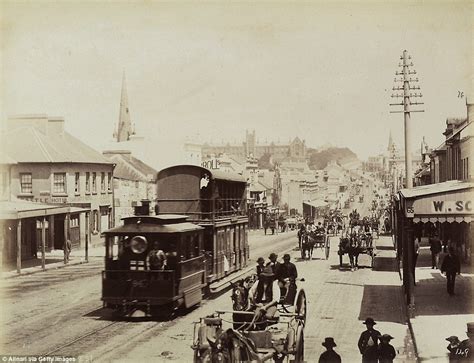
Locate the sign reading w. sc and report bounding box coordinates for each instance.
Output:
[431,200,472,214]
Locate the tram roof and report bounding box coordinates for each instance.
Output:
[158,164,246,183]
[102,215,203,235]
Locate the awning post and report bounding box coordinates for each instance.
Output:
[41,217,46,270]
[16,220,22,274]
[85,211,89,263]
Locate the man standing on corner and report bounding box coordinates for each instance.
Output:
[441,247,461,296]
[358,317,381,363]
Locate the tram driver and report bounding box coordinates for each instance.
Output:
[146,241,167,270]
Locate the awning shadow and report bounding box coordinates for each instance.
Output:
[358,285,405,324]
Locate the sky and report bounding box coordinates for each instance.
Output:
[1,1,472,160]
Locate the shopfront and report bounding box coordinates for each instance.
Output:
[395,180,473,306]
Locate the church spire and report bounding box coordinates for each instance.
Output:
[387,130,394,152]
[114,71,134,142]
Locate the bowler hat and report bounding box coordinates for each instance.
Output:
[363,317,376,325]
[269,253,278,260]
[380,334,394,341]
[446,336,460,343]
[260,265,275,278]
[322,337,337,348]
[283,254,291,260]
[257,257,265,263]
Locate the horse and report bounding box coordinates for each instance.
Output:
[301,232,316,260]
[297,225,306,250]
[205,328,266,363]
[230,276,256,329]
[348,234,361,270]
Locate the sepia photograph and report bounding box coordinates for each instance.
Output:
[0,1,473,362]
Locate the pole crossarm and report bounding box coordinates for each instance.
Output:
[389,50,424,189]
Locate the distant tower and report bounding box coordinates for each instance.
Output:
[245,129,256,158]
[113,72,135,142]
[387,130,394,153]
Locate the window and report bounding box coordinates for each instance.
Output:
[74,172,80,194]
[107,172,112,192]
[20,173,32,194]
[92,172,97,193]
[101,172,106,192]
[85,172,90,193]
[53,173,67,194]
[0,172,7,196]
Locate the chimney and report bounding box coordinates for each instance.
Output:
[467,99,474,123]
[47,117,65,136]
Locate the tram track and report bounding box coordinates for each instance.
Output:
[3,232,299,359]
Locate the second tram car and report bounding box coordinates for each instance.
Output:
[101,165,249,316]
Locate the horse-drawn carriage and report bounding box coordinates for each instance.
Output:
[300,229,330,260]
[338,227,376,270]
[192,277,307,362]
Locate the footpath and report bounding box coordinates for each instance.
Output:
[411,243,474,362]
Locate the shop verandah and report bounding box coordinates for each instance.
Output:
[0,199,91,274]
[393,180,473,306]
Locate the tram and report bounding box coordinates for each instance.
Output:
[101,165,249,316]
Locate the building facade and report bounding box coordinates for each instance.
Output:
[103,150,158,226]
[1,115,114,249]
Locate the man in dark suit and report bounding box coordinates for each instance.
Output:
[358,317,381,363]
[441,247,461,295]
[319,337,341,363]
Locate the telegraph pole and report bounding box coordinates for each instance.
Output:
[390,50,424,189]
[390,50,424,308]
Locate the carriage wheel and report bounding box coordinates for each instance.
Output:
[294,289,307,325]
[294,325,305,362]
[325,236,330,260]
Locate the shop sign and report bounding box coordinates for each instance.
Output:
[431,200,472,214]
[202,159,220,170]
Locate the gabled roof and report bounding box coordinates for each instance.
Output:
[106,152,158,181]
[1,127,113,164]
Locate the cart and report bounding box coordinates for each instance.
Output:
[301,231,330,260]
[192,290,307,363]
[338,231,375,270]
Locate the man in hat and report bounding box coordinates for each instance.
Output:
[319,337,341,363]
[429,232,442,269]
[441,247,461,295]
[249,265,281,320]
[458,322,474,361]
[256,257,265,277]
[278,254,298,296]
[267,253,282,280]
[378,334,396,363]
[445,336,461,362]
[358,317,381,363]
